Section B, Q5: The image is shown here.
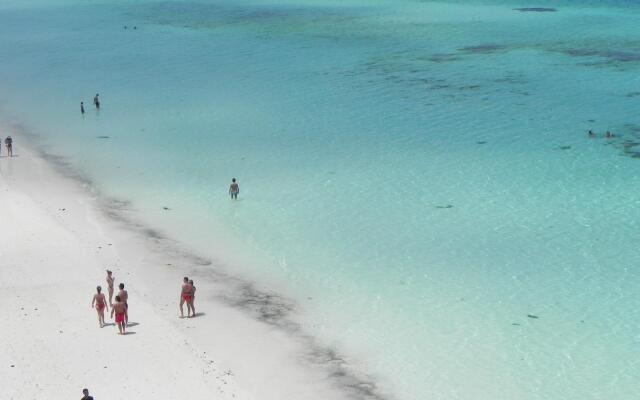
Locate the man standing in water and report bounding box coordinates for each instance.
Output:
[106,270,114,305]
[110,295,127,335]
[180,277,193,318]
[118,283,128,326]
[5,136,12,157]
[93,93,100,109]
[229,178,239,200]
[80,101,85,115]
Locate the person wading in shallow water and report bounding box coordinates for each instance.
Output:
[229,178,239,200]
[5,136,12,157]
[91,286,108,328]
[80,101,85,115]
[93,93,100,109]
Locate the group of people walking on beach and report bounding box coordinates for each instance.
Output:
[0,135,13,157]
[91,270,129,334]
[91,271,199,334]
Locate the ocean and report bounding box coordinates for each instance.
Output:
[0,0,639,398]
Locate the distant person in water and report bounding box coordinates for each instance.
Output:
[229,178,239,200]
[588,130,595,138]
[5,136,12,157]
[91,286,108,328]
[188,279,196,317]
[93,93,100,109]
[81,388,94,400]
[180,277,193,318]
[106,270,114,305]
[110,295,127,335]
[80,101,85,115]
[605,130,614,138]
[118,283,128,326]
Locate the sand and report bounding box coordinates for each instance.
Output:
[0,140,378,399]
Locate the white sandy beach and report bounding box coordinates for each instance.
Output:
[0,138,384,400]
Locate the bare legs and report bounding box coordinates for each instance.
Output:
[108,287,114,306]
[188,299,195,318]
[97,308,106,328]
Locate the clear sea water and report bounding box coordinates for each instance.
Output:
[1,0,639,398]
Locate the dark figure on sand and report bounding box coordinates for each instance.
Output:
[229,178,239,200]
[180,277,194,318]
[118,283,128,326]
[93,93,100,109]
[111,295,127,335]
[81,388,94,400]
[91,286,108,328]
[5,136,12,157]
[81,101,85,114]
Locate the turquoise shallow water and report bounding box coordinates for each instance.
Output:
[1,1,640,398]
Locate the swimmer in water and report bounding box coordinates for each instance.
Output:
[605,130,614,138]
[93,93,100,109]
[110,295,127,335]
[118,283,128,326]
[588,130,595,138]
[229,178,239,200]
[91,286,108,328]
[81,102,85,115]
[106,270,114,305]
[180,277,193,318]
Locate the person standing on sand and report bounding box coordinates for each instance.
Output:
[81,388,94,400]
[180,277,193,318]
[110,295,127,335]
[5,136,12,157]
[106,270,114,305]
[118,283,129,326]
[188,279,196,317]
[91,286,108,328]
[80,101,85,115]
[229,178,239,200]
[93,93,100,109]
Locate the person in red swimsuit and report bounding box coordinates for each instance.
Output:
[179,277,193,318]
[91,286,108,328]
[110,295,127,335]
[118,283,129,327]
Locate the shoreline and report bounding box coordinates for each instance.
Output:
[0,128,392,399]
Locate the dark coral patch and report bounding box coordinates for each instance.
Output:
[514,7,557,12]
[459,44,507,54]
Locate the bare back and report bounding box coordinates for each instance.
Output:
[112,301,126,314]
[118,289,128,303]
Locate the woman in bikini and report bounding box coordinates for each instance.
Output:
[91,286,109,328]
[106,270,114,305]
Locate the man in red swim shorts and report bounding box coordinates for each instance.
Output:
[110,295,127,335]
[180,276,193,318]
